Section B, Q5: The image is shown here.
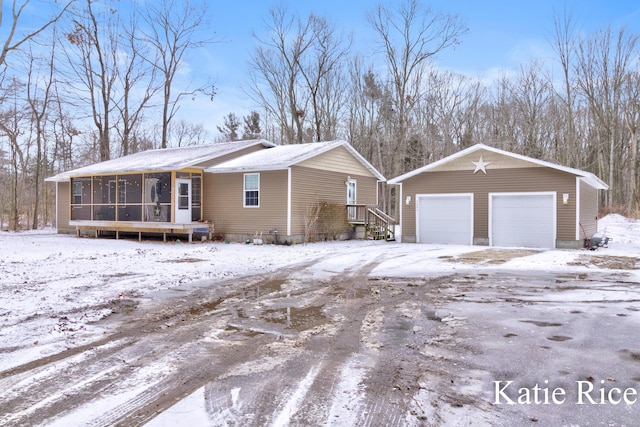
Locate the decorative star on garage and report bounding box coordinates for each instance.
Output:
[472,155,490,174]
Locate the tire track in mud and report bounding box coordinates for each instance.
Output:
[0,254,480,426]
[193,258,452,426]
[196,261,378,425]
[0,257,330,426]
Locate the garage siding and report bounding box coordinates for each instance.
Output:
[579,180,599,241]
[401,167,576,243]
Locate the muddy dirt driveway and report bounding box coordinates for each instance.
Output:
[1,248,640,426]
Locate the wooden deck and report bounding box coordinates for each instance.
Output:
[346,204,396,241]
[69,220,214,243]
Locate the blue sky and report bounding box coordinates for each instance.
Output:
[5,0,640,138]
[200,0,640,133]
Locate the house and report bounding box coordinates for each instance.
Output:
[387,144,608,249]
[46,139,387,244]
[205,139,387,243]
[46,140,275,241]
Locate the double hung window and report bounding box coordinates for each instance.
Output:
[244,173,260,207]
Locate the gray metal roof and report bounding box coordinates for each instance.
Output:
[46,140,276,182]
[207,140,386,181]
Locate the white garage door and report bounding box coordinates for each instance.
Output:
[490,193,556,248]
[417,194,473,244]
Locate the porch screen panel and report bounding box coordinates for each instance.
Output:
[144,172,171,222]
[117,174,142,221]
[92,175,116,220]
[70,177,92,220]
[192,174,202,221]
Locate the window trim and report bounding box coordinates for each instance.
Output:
[243,173,260,208]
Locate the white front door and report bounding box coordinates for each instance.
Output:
[175,178,192,224]
[346,179,357,221]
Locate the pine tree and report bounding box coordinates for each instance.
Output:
[242,111,262,139]
[217,113,241,141]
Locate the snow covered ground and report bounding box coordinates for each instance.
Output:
[1,214,639,425]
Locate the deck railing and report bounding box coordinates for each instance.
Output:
[346,204,396,241]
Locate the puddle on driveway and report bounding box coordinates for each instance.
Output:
[620,349,640,362]
[519,320,563,327]
[262,305,326,330]
[547,335,572,341]
[244,280,285,298]
[555,273,588,283]
[188,298,223,316]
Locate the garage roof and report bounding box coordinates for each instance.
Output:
[388,144,608,190]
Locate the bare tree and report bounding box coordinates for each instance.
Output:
[50,82,81,173]
[0,0,71,229]
[0,0,72,73]
[248,6,316,144]
[367,0,468,175]
[622,71,640,213]
[25,40,56,229]
[114,12,161,156]
[169,120,208,147]
[346,59,388,174]
[140,0,216,149]
[0,77,28,230]
[575,26,639,206]
[297,15,351,142]
[551,6,579,167]
[419,67,484,159]
[63,0,120,161]
[512,60,553,158]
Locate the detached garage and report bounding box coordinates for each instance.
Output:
[388,144,608,249]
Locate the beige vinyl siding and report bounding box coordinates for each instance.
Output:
[579,179,599,240]
[297,146,374,176]
[290,166,378,236]
[56,181,73,233]
[204,170,288,237]
[429,149,546,172]
[401,167,577,242]
[196,144,268,168]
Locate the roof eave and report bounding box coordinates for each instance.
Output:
[388,144,609,188]
[209,166,290,173]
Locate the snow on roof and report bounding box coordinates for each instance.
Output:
[46,140,276,182]
[207,140,386,180]
[387,143,608,190]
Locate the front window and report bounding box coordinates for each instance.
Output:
[244,173,260,207]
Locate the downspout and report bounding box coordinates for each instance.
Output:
[397,183,403,243]
[55,181,60,232]
[575,177,581,241]
[287,167,291,237]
